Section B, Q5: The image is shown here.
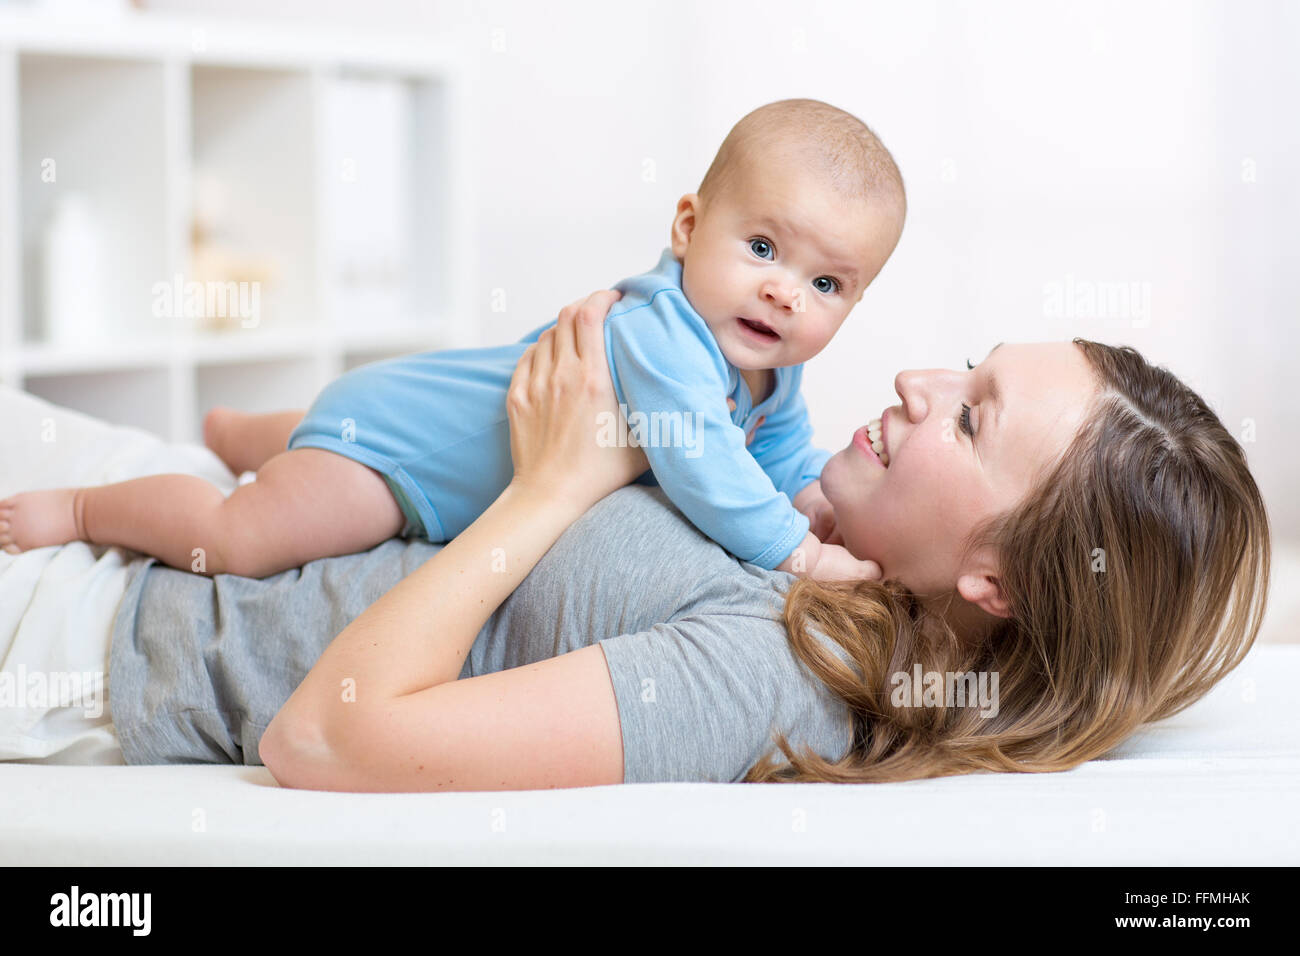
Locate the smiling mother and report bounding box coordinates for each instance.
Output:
[782,332,1271,781]
[173,289,1263,791]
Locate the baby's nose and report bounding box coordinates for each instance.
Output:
[763,283,796,308]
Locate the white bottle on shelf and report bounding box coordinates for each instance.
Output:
[40,192,105,347]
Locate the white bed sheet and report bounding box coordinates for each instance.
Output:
[1,384,1297,865]
[0,385,235,762]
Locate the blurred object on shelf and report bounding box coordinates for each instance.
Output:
[190,169,277,333]
[40,192,105,346]
[325,75,411,329]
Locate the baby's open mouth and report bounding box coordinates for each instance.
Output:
[737,317,780,340]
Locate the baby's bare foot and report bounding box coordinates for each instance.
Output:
[0,489,84,554]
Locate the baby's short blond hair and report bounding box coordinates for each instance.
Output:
[697,98,905,219]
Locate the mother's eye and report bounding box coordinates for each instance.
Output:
[959,402,974,436]
[748,237,774,259]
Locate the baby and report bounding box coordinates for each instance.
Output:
[1,98,905,581]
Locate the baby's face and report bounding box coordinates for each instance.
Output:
[671,159,902,372]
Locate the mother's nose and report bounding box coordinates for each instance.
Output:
[894,368,929,420]
[894,367,960,420]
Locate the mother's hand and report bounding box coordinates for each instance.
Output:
[506,290,648,512]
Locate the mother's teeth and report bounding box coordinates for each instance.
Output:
[864,419,888,465]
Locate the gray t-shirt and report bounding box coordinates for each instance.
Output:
[109,485,854,782]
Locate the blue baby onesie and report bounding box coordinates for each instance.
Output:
[287,247,831,569]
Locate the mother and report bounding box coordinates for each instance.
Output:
[109,292,1270,789]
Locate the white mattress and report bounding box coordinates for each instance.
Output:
[1,384,1297,865]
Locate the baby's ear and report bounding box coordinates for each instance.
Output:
[670,193,701,258]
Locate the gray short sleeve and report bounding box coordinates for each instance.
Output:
[599,614,853,783]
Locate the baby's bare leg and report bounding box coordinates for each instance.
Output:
[1,449,404,576]
[204,407,307,476]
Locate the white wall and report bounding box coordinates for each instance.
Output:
[149,0,1300,539]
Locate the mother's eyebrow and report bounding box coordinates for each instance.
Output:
[984,342,1004,431]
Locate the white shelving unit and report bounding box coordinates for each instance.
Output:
[0,10,474,441]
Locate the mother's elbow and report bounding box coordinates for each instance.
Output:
[259,707,343,790]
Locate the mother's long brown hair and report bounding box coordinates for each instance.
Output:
[745,339,1271,783]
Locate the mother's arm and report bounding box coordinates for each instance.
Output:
[259,291,648,792]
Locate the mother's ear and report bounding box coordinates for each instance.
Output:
[955,548,1013,619]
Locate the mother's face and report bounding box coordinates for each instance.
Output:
[819,341,1099,604]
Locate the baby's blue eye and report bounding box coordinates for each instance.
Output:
[749,238,773,259]
[813,276,839,294]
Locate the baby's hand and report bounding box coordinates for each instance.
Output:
[777,531,880,582]
[806,542,881,583]
[725,398,764,446]
[792,480,838,544]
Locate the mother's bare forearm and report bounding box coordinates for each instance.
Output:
[268,482,583,746]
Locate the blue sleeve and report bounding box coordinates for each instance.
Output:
[748,368,833,502]
[605,289,810,570]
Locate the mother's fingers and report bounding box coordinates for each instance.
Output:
[571,290,622,358]
[573,299,613,373]
[551,309,582,372]
[530,328,557,398]
[577,289,622,315]
[552,289,620,374]
[555,294,607,357]
[508,341,537,406]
